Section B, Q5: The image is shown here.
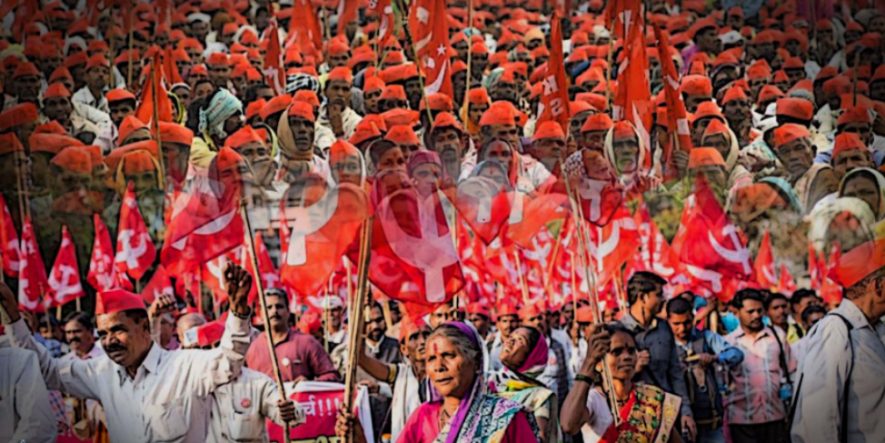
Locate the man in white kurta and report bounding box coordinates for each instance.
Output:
[0,268,256,443]
[0,346,59,443]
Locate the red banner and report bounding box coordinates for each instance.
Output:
[267,382,373,443]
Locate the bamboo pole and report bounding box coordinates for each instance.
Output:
[392,0,434,124]
[240,200,292,443]
[343,217,374,443]
[557,153,622,425]
[461,0,475,120]
[127,7,134,90]
[150,58,166,180]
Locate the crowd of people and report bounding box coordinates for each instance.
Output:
[1,0,885,442]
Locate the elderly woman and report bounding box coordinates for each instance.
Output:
[838,168,885,221]
[490,326,559,443]
[338,322,541,443]
[561,324,684,443]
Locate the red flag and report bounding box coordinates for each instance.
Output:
[655,27,693,173]
[505,193,569,249]
[115,184,157,281]
[0,193,20,278]
[201,255,230,305]
[161,149,245,278]
[263,24,286,96]
[569,150,625,226]
[672,177,753,293]
[17,218,50,312]
[135,54,173,124]
[280,182,369,297]
[611,0,652,166]
[47,226,85,308]
[807,243,821,289]
[88,214,119,291]
[252,233,280,291]
[411,0,453,97]
[291,0,323,55]
[754,230,778,290]
[536,13,570,134]
[279,215,291,266]
[552,0,572,16]
[453,178,515,245]
[163,47,184,85]
[371,0,395,44]
[777,264,796,295]
[337,0,359,35]
[356,188,463,318]
[586,204,640,286]
[631,201,679,279]
[141,265,173,304]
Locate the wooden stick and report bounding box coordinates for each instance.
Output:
[462,0,475,120]
[513,250,530,305]
[127,7,134,90]
[150,59,166,180]
[239,200,292,443]
[557,154,622,425]
[109,27,116,90]
[393,0,434,124]
[344,217,374,443]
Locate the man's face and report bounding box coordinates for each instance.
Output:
[110,101,136,128]
[766,298,789,326]
[15,74,42,103]
[97,311,152,368]
[125,170,158,196]
[209,65,231,88]
[833,149,872,181]
[738,299,765,332]
[497,314,519,338]
[613,136,640,173]
[87,66,110,91]
[45,96,74,126]
[793,297,819,322]
[468,313,490,335]
[561,303,574,325]
[265,294,290,331]
[326,80,352,109]
[697,28,719,52]
[840,122,873,146]
[429,307,453,328]
[533,137,565,166]
[327,306,343,329]
[468,103,488,124]
[364,89,382,114]
[523,312,548,336]
[190,21,209,42]
[642,286,665,315]
[685,93,712,113]
[723,99,750,125]
[487,124,519,147]
[667,311,694,342]
[581,130,606,152]
[491,81,518,105]
[329,52,350,69]
[288,115,316,155]
[775,138,814,179]
[404,78,423,110]
[65,319,95,355]
[365,306,386,343]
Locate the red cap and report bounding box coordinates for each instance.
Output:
[385,125,420,145]
[581,113,614,133]
[327,67,353,83]
[119,116,148,144]
[261,95,292,120]
[43,83,70,100]
[159,122,194,146]
[246,99,266,120]
[518,299,547,320]
[722,86,749,104]
[364,75,386,93]
[432,112,464,133]
[30,134,83,155]
[0,133,24,156]
[680,75,713,97]
[468,88,490,105]
[420,93,454,112]
[576,306,595,323]
[287,101,316,123]
[294,90,320,108]
[689,147,727,168]
[829,239,885,288]
[51,146,93,173]
[225,126,264,149]
[49,67,72,82]
[380,84,407,102]
[479,103,517,127]
[95,289,146,314]
[0,103,39,132]
[12,62,40,79]
[773,123,811,148]
[757,85,785,106]
[34,121,67,135]
[776,97,814,121]
[837,105,871,127]
[382,108,419,129]
[495,301,519,320]
[533,121,565,142]
[349,121,382,145]
[107,89,136,104]
[466,302,490,317]
[86,54,109,71]
[206,52,229,67]
[832,132,869,160]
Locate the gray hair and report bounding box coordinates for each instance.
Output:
[428,324,481,367]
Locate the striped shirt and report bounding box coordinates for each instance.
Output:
[724,325,796,425]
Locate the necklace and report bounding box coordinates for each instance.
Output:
[439,407,452,429]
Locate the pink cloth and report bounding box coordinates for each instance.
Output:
[396,403,539,443]
[724,326,796,425]
[245,329,341,382]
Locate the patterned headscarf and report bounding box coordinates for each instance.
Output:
[198,88,242,141]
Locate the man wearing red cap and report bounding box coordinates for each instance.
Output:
[488,301,521,371]
[531,121,567,173]
[791,238,885,443]
[73,55,112,113]
[466,302,492,341]
[0,263,259,443]
[772,123,837,212]
[429,112,469,180]
[42,83,109,144]
[319,67,363,142]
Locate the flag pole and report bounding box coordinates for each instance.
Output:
[557,154,622,425]
[513,250,530,305]
[462,0,475,121]
[393,0,434,124]
[343,216,374,443]
[150,57,166,180]
[109,28,116,90]
[127,7,134,90]
[239,200,292,443]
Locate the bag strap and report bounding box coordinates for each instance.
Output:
[768,325,791,385]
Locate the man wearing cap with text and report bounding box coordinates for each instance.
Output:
[0,263,260,443]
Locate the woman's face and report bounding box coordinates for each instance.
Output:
[603,331,637,381]
[378,147,407,172]
[478,164,507,188]
[426,335,477,398]
[412,163,441,196]
[334,154,363,185]
[842,174,881,216]
[499,327,532,370]
[484,141,512,166]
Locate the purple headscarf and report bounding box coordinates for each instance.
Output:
[407,150,442,177]
[440,321,485,443]
[516,333,549,375]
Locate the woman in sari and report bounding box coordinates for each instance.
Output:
[837,167,885,221]
[338,322,541,443]
[490,326,560,443]
[561,323,684,443]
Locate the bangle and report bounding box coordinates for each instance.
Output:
[575,374,596,385]
[230,307,252,319]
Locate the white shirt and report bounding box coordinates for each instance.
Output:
[791,299,885,443]
[209,368,288,443]
[0,347,58,443]
[61,343,107,434]
[7,313,253,443]
[73,86,109,113]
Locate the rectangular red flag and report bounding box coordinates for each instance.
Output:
[47,225,85,308]
[537,13,570,135]
[18,218,50,312]
[0,193,20,278]
[135,54,173,124]
[612,10,652,169]
[291,0,323,56]
[655,27,693,166]
[263,24,286,96]
[411,0,453,97]
[337,0,359,36]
